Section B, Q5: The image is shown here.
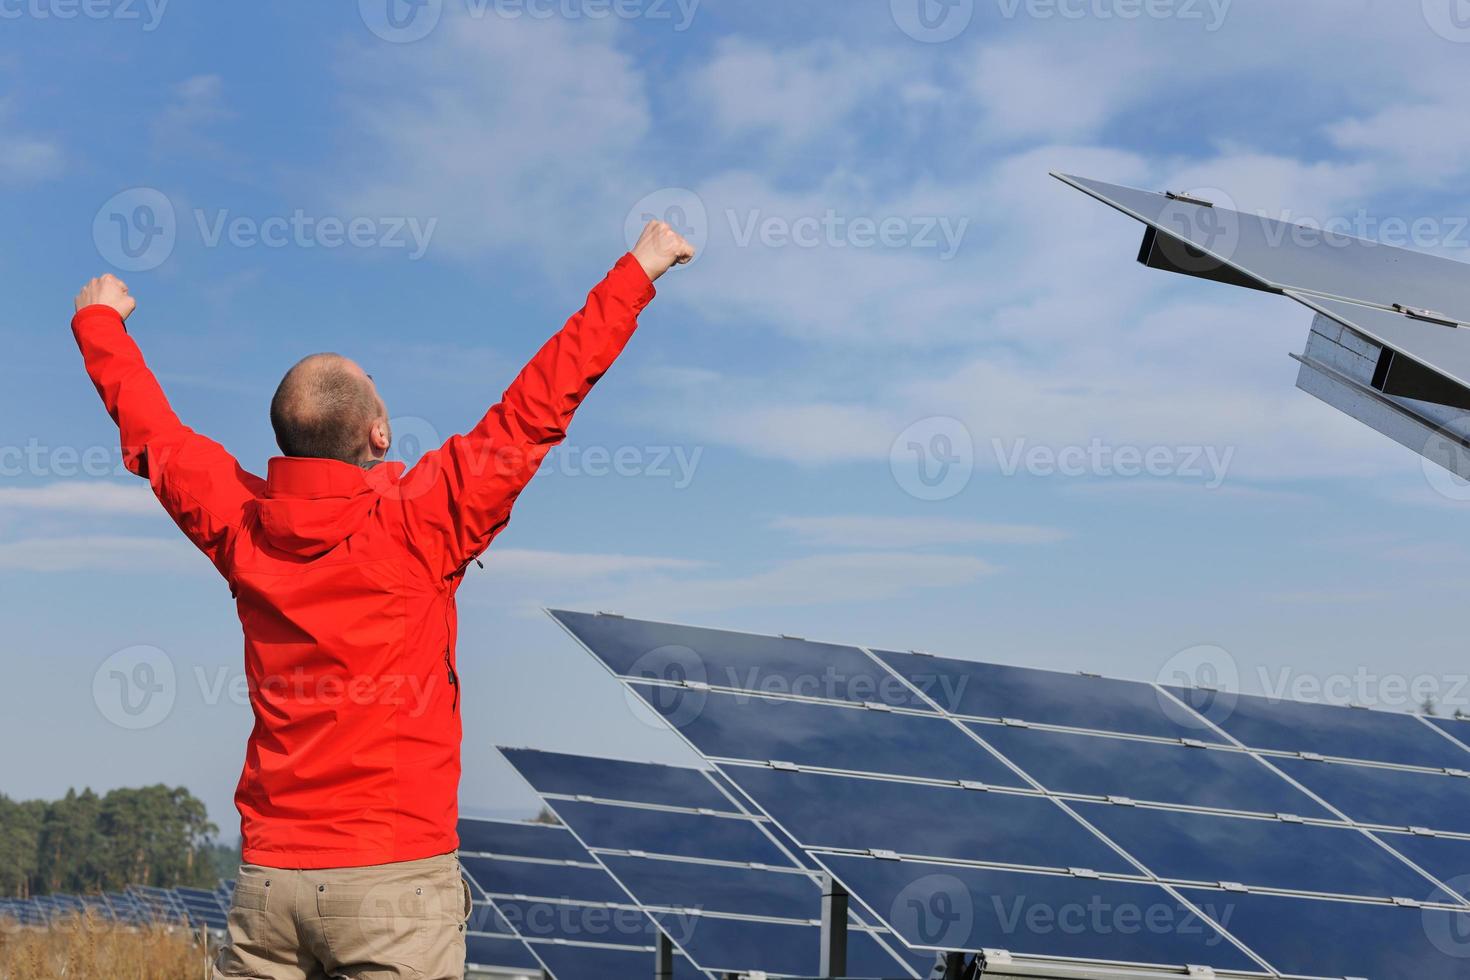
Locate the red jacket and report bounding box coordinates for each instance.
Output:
[73,254,656,868]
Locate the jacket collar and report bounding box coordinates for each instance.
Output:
[266,456,405,498]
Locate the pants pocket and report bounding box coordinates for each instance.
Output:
[316,872,450,978]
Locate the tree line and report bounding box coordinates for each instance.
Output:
[0,785,237,898]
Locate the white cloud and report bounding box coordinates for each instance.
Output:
[575,552,996,616]
[771,515,1068,549]
[0,536,200,573]
[692,39,897,144]
[0,482,156,516]
[480,549,705,580]
[334,11,649,264]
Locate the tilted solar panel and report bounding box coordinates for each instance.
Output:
[1164,685,1470,769]
[1053,173,1470,325]
[500,746,932,979]
[458,815,706,979]
[552,609,1470,979]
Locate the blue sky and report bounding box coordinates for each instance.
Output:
[6,0,1470,838]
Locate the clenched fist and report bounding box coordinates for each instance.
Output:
[74,274,137,321]
[631,220,696,282]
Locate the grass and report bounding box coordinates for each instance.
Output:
[0,914,212,980]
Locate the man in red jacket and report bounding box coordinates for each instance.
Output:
[72,220,694,980]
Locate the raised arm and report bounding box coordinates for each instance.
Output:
[400,220,695,579]
[72,275,264,572]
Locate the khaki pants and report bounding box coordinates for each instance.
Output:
[213,853,470,980]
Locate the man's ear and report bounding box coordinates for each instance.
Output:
[369,419,391,457]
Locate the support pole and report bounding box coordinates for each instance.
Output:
[655,931,674,980]
[819,872,848,977]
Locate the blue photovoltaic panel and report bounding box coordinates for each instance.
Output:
[876,649,1222,742]
[974,723,1330,817]
[598,854,818,920]
[630,682,1025,786]
[501,747,923,979]
[553,609,927,708]
[500,747,738,812]
[649,912,920,978]
[467,901,517,936]
[465,932,540,972]
[496,897,658,946]
[1379,832,1470,901]
[1055,173,1470,325]
[1271,757,1470,835]
[1428,715,1470,750]
[816,855,1259,972]
[1071,801,1452,902]
[461,855,628,906]
[724,766,1134,875]
[548,799,789,865]
[457,816,590,862]
[1178,888,1470,980]
[531,941,706,980]
[1164,686,1470,769]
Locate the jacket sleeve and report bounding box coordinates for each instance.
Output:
[400,253,657,579]
[72,305,265,573]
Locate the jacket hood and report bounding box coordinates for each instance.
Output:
[258,457,405,558]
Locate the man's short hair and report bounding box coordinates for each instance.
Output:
[270,354,379,464]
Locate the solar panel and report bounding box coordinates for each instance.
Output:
[1378,831,1470,902]
[721,766,1134,873]
[971,723,1329,817]
[464,931,541,974]
[1270,757,1470,834]
[554,608,926,708]
[1053,173,1470,324]
[1181,889,1470,980]
[628,682,1026,785]
[501,747,931,979]
[458,815,707,979]
[1070,801,1454,902]
[553,609,1470,978]
[815,855,1261,971]
[876,649,1222,742]
[173,886,229,929]
[1164,685,1470,769]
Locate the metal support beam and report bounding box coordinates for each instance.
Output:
[655,931,674,980]
[819,872,848,977]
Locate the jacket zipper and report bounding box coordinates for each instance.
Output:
[444,649,459,713]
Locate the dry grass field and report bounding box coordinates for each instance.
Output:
[0,915,211,980]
